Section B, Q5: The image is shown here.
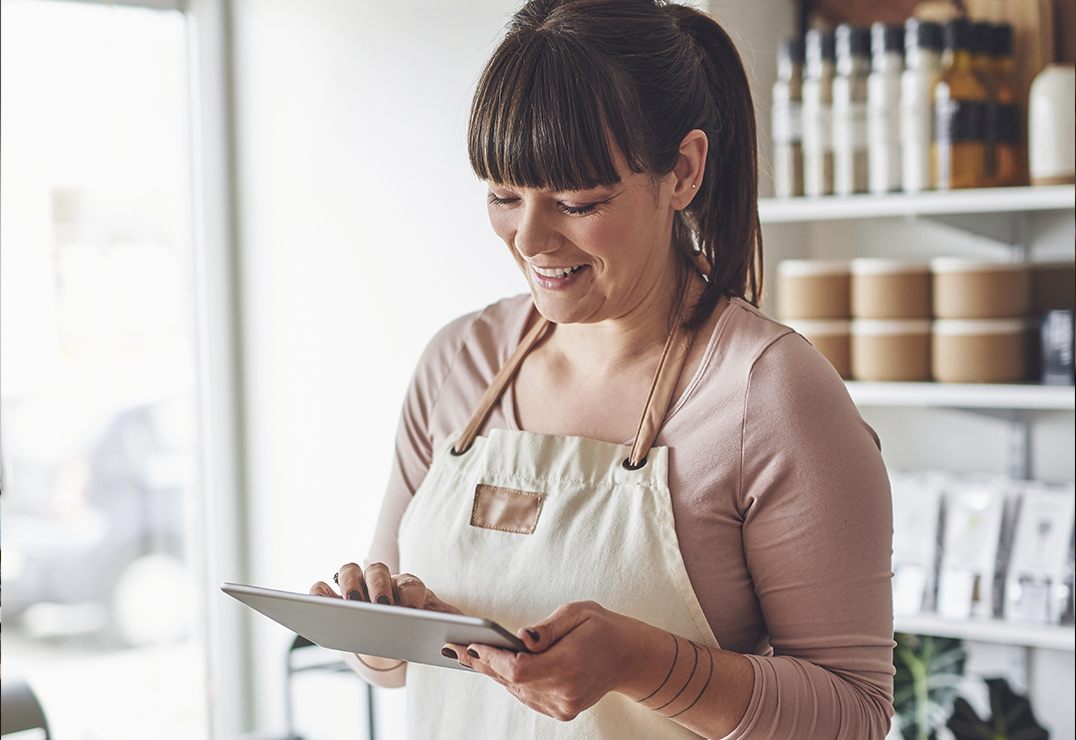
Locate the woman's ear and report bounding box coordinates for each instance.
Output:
[671,129,708,211]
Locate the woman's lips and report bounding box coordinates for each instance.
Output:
[531,264,590,290]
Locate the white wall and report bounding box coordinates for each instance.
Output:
[228,0,525,734]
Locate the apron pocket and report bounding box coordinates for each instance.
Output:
[470,484,544,534]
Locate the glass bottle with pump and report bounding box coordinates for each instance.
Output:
[772,38,805,198]
[970,21,997,183]
[933,18,988,190]
[990,23,1022,186]
[868,23,904,194]
[902,18,943,193]
[833,24,870,195]
[803,29,835,197]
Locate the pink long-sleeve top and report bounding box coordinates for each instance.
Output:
[366,293,895,738]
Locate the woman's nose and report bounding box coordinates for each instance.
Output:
[513,204,561,260]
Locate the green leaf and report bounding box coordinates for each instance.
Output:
[945,678,1049,740]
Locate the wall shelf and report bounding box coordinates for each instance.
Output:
[846,382,1076,411]
[895,615,1076,652]
[760,185,1075,224]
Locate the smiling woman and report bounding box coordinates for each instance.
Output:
[313,1,895,738]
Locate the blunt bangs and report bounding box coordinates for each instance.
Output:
[467,30,642,191]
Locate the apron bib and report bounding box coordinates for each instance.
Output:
[397,296,720,739]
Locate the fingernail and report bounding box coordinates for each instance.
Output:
[467,648,480,659]
[347,590,361,601]
[376,595,390,605]
[441,647,457,659]
[526,628,539,641]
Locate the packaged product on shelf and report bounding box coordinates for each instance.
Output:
[1040,310,1075,385]
[901,18,944,193]
[930,257,1030,319]
[933,19,988,190]
[891,471,944,616]
[1028,64,1076,186]
[1030,261,1076,314]
[803,29,835,197]
[988,23,1022,186]
[776,259,850,319]
[1004,483,1076,624]
[833,24,870,196]
[850,319,931,381]
[785,319,851,378]
[850,258,931,319]
[969,21,997,183]
[938,477,1008,620]
[868,23,904,194]
[932,318,1029,383]
[772,38,804,198]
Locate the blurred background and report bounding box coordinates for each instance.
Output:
[0,1,1072,739]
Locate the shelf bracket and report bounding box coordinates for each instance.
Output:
[923,211,1030,258]
[952,407,1032,479]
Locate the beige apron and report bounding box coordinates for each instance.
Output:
[397,296,721,739]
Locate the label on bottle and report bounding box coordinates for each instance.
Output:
[935,97,985,143]
[772,100,803,144]
[995,103,1020,144]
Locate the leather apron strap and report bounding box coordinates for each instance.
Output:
[452,300,698,469]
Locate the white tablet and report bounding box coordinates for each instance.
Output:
[221,582,530,672]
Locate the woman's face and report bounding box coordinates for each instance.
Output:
[486,146,681,327]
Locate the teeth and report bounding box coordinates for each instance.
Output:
[534,264,582,278]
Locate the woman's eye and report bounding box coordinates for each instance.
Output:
[487,194,517,207]
[557,202,599,216]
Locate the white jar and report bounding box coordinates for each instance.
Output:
[1028,64,1075,185]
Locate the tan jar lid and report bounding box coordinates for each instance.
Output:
[778,259,850,277]
[852,319,932,335]
[930,257,1029,274]
[933,318,1030,335]
[850,258,931,275]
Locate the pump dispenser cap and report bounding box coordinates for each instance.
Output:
[871,23,904,56]
[991,23,1013,56]
[836,24,870,61]
[905,18,943,53]
[806,29,836,63]
[944,18,972,51]
[779,37,805,65]
[969,21,993,55]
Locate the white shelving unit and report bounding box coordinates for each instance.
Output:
[760,185,1076,655]
[846,382,1075,411]
[760,184,1075,223]
[894,615,1075,652]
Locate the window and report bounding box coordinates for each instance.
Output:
[1,1,209,737]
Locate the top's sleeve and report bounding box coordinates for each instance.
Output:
[363,311,479,572]
[724,332,895,740]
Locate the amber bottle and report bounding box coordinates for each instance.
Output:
[989,23,1022,186]
[933,19,988,189]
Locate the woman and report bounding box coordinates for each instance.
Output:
[310,1,895,737]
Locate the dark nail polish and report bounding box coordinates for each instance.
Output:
[441,647,458,659]
[347,590,361,601]
[376,595,390,605]
[526,628,539,641]
[467,648,480,659]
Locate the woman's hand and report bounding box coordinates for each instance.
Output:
[309,561,462,614]
[442,600,642,721]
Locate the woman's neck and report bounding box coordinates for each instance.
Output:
[543,261,703,378]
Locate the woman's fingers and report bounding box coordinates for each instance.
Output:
[364,562,395,605]
[336,562,368,602]
[393,572,427,609]
[309,581,339,598]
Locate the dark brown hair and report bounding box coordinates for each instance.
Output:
[468,0,763,330]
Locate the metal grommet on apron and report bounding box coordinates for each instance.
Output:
[397,294,721,739]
